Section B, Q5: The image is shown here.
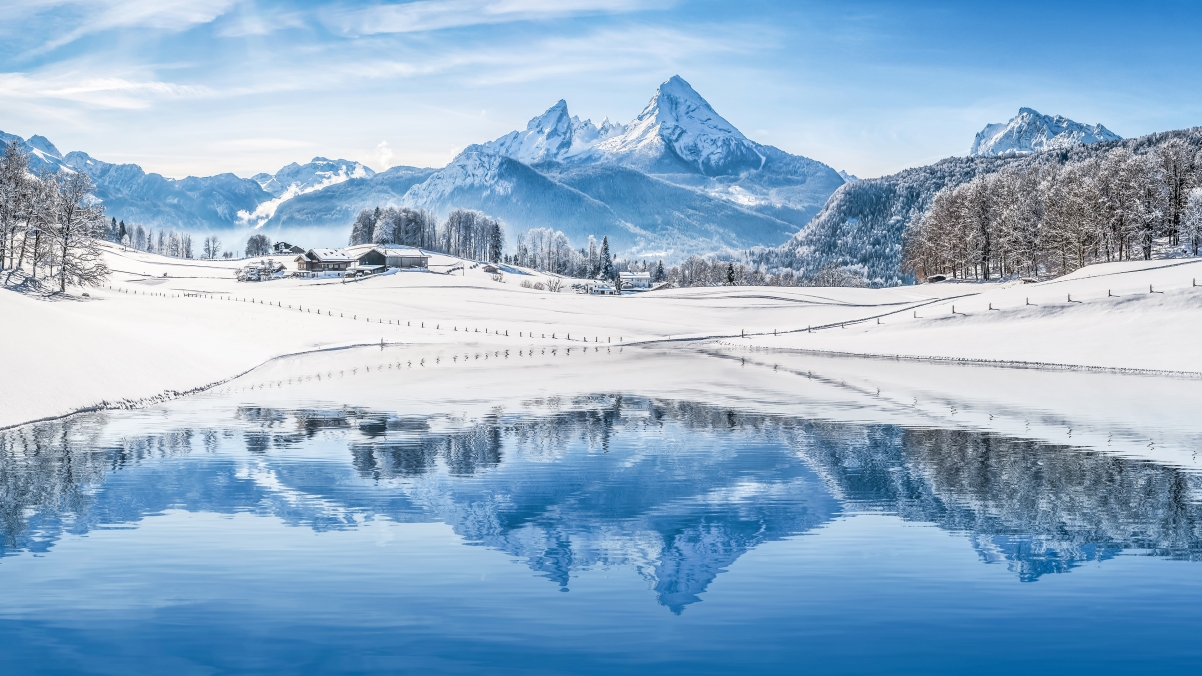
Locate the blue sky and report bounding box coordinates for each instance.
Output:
[2,0,1201,179]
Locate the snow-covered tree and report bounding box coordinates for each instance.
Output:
[1182,188,1202,256]
[599,236,613,280]
[245,233,271,257]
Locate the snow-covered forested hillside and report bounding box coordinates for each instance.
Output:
[904,138,1202,281]
[753,127,1202,286]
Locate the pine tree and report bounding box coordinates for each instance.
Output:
[599,236,614,281]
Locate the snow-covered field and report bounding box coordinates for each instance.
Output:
[734,258,1202,373]
[3,244,1201,464]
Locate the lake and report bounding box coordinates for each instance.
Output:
[1,351,1201,675]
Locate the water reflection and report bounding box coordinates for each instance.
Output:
[1,397,1200,611]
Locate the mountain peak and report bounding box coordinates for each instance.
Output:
[588,75,761,175]
[640,75,746,141]
[27,135,63,160]
[527,100,570,132]
[475,99,582,164]
[971,108,1120,157]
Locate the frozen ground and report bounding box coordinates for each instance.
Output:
[2,244,1200,451]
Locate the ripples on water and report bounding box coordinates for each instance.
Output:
[1,395,1200,674]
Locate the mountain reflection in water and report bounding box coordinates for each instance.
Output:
[1,396,1200,612]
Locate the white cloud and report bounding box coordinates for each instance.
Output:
[374,141,394,169]
[0,70,214,109]
[323,0,672,35]
[9,0,238,52]
[210,138,317,152]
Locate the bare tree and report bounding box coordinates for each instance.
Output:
[203,235,222,259]
[50,171,109,291]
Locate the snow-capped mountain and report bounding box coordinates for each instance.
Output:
[970,108,1121,157]
[1,130,68,173]
[404,76,846,256]
[240,157,376,227]
[0,77,846,259]
[252,158,374,197]
[472,100,625,164]
[582,75,765,176]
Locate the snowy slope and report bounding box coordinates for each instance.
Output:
[252,158,375,197]
[240,158,377,228]
[399,150,644,250]
[259,165,436,237]
[970,108,1121,157]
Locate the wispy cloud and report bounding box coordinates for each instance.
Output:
[7,0,237,53]
[0,70,214,109]
[209,138,316,152]
[322,0,672,36]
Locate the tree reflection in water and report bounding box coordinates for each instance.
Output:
[1,396,1200,611]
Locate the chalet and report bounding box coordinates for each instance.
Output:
[590,283,619,296]
[343,244,430,269]
[295,248,354,274]
[349,248,386,276]
[274,241,304,255]
[618,271,652,290]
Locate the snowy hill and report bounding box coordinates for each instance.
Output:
[970,108,1121,157]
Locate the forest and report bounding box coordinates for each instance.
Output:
[349,206,502,263]
[902,138,1202,280]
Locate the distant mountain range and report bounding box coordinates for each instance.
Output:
[1,98,1126,267]
[970,107,1121,157]
[0,77,846,260]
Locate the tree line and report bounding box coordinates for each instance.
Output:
[0,141,110,291]
[903,138,1202,281]
[349,207,504,262]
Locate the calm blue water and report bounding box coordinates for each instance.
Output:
[1,395,1200,675]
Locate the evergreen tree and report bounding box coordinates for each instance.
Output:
[655,260,665,282]
[726,262,736,285]
[599,236,614,280]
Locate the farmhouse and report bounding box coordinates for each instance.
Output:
[344,244,430,270]
[295,249,354,274]
[619,271,652,290]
